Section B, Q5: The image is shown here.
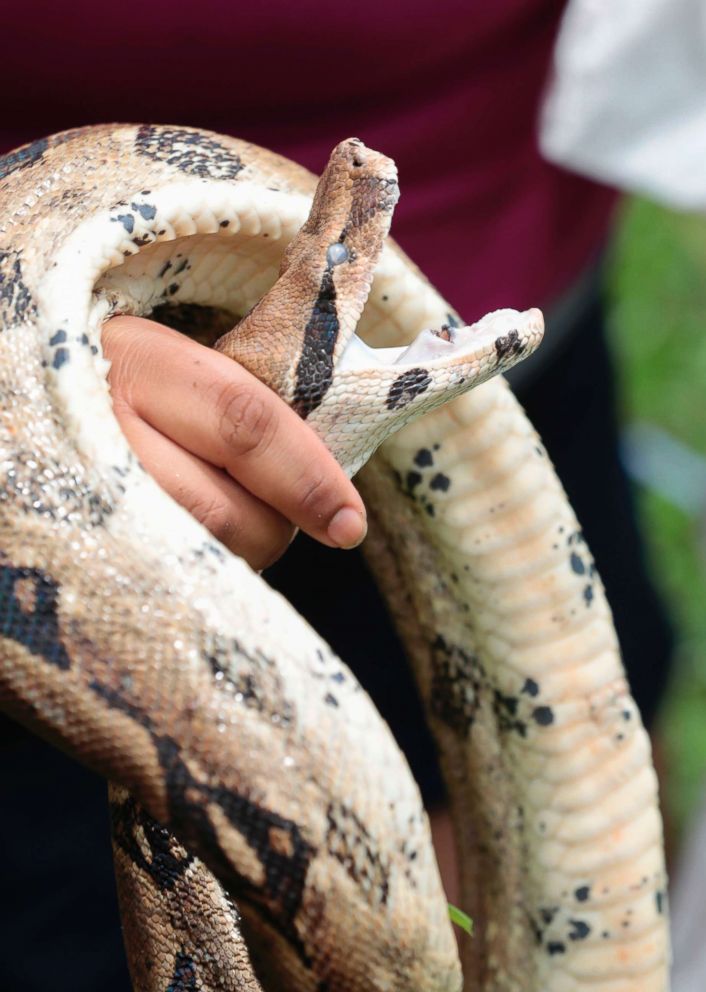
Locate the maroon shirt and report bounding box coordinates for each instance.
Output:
[1,0,615,319]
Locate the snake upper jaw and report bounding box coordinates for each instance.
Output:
[339,307,544,374]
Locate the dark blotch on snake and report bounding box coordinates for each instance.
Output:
[131,201,157,220]
[326,801,390,907]
[114,213,135,234]
[90,679,156,730]
[533,705,555,727]
[494,689,518,717]
[292,264,339,418]
[0,137,48,180]
[0,565,71,670]
[494,329,524,362]
[135,125,244,181]
[414,448,434,468]
[152,736,316,970]
[167,951,199,992]
[405,470,422,493]
[569,920,591,941]
[386,368,432,411]
[111,792,194,892]
[430,472,451,492]
[52,347,70,370]
[430,635,482,736]
[0,248,36,324]
[493,689,527,736]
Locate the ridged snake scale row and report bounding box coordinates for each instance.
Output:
[0,126,669,991]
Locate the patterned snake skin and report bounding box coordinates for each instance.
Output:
[0,126,669,991]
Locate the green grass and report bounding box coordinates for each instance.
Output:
[606,198,706,832]
[448,903,473,936]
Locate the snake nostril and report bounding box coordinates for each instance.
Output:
[345,139,366,168]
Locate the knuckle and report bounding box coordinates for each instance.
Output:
[189,494,235,545]
[215,380,277,458]
[296,472,338,525]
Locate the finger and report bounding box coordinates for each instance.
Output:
[113,398,296,571]
[103,316,367,549]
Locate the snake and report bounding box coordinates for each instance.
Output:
[0,125,669,992]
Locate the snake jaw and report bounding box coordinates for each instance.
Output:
[339,307,544,373]
[307,307,544,477]
[215,137,544,475]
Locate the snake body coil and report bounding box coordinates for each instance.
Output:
[0,126,668,991]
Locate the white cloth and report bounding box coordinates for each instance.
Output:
[540,0,706,209]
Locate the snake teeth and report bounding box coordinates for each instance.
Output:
[394,307,544,367]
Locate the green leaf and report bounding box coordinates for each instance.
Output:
[448,903,473,935]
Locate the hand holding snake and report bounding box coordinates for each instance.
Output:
[103,315,367,569]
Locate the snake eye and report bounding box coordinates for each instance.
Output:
[326,243,349,267]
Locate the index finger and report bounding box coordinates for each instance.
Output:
[103,316,367,550]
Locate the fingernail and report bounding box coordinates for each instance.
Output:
[328,507,367,548]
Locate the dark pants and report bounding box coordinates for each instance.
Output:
[0,290,672,990]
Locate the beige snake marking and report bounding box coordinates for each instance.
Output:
[0,125,667,991]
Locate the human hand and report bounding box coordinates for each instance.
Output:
[102,316,367,571]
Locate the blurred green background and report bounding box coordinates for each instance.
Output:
[607,198,706,837]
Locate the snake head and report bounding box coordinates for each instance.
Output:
[289,137,400,261]
[215,138,542,475]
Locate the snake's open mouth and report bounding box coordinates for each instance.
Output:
[339,307,544,372]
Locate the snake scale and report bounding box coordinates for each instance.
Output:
[0,125,668,991]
